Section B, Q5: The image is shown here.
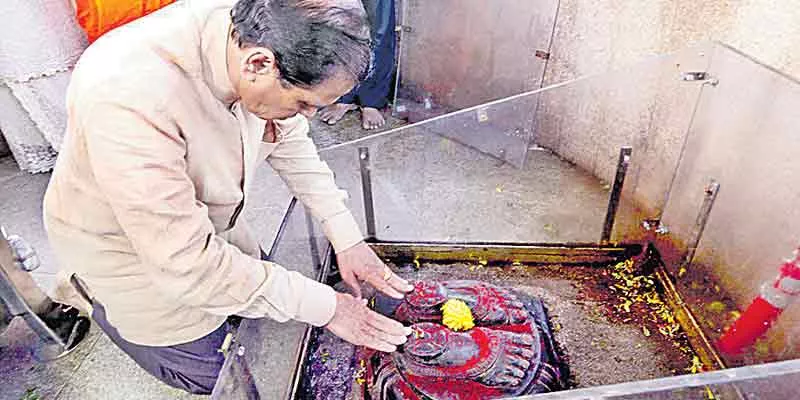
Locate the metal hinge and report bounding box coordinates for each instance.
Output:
[395,25,412,33]
[535,50,550,60]
[218,332,234,356]
[681,72,719,86]
[642,219,669,235]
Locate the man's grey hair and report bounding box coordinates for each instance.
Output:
[231,0,373,88]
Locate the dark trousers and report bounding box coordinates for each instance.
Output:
[86,251,273,394]
[340,0,396,109]
[92,302,232,394]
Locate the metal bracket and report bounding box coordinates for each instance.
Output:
[535,50,551,60]
[218,332,234,357]
[681,71,719,86]
[681,180,721,271]
[476,107,489,123]
[642,219,669,235]
[395,25,413,33]
[601,147,633,244]
[358,147,377,240]
[266,198,298,261]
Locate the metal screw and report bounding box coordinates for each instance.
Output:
[237,346,246,356]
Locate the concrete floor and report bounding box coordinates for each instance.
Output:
[0,109,613,399]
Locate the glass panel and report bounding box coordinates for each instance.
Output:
[538,43,712,242]
[393,0,558,124]
[212,202,330,400]
[517,359,800,399]
[660,42,800,364]
[320,93,609,243]
[323,45,710,244]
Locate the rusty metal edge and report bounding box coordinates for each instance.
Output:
[370,241,641,265]
[653,265,727,371]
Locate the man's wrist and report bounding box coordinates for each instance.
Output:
[336,240,365,255]
[296,278,337,327]
[322,211,364,252]
[321,292,341,328]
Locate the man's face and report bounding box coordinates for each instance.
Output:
[237,48,355,120]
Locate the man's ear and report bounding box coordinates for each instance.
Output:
[241,48,279,81]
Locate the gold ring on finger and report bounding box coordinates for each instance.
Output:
[383,267,392,281]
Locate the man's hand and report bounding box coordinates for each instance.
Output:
[336,241,414,299]
[326,292,412,352]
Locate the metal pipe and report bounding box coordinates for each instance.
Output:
[390,0,408,116]
[358,147,377,239]
[601,146,632,243]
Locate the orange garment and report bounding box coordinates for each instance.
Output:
[75,0,175,43]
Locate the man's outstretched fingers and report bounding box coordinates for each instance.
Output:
[369,275,404,299]
[365,315,410,346]
[361,333,397,353]
[367,329,407,347]
[388,273,414,293]
[366,310,409,335]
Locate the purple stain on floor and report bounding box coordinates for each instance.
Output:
[301,327,358,400]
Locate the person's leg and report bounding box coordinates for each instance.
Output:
[357,0,396,130]
[91,302,229,394]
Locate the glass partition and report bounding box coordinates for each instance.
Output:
[320,97,609,244]
[538,42,713,242]
[321,44,713,244]
[521,359,800,399]
[658,43,800,365]
[212,201,331,400]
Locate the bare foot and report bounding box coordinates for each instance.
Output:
[361,107,386,130]
[319,103,356,125]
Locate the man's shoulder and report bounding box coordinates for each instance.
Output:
[69,52,185,120]
[68,1,207,104]
[69,47,194,119]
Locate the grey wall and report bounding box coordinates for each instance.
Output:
[544,0,800,85]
